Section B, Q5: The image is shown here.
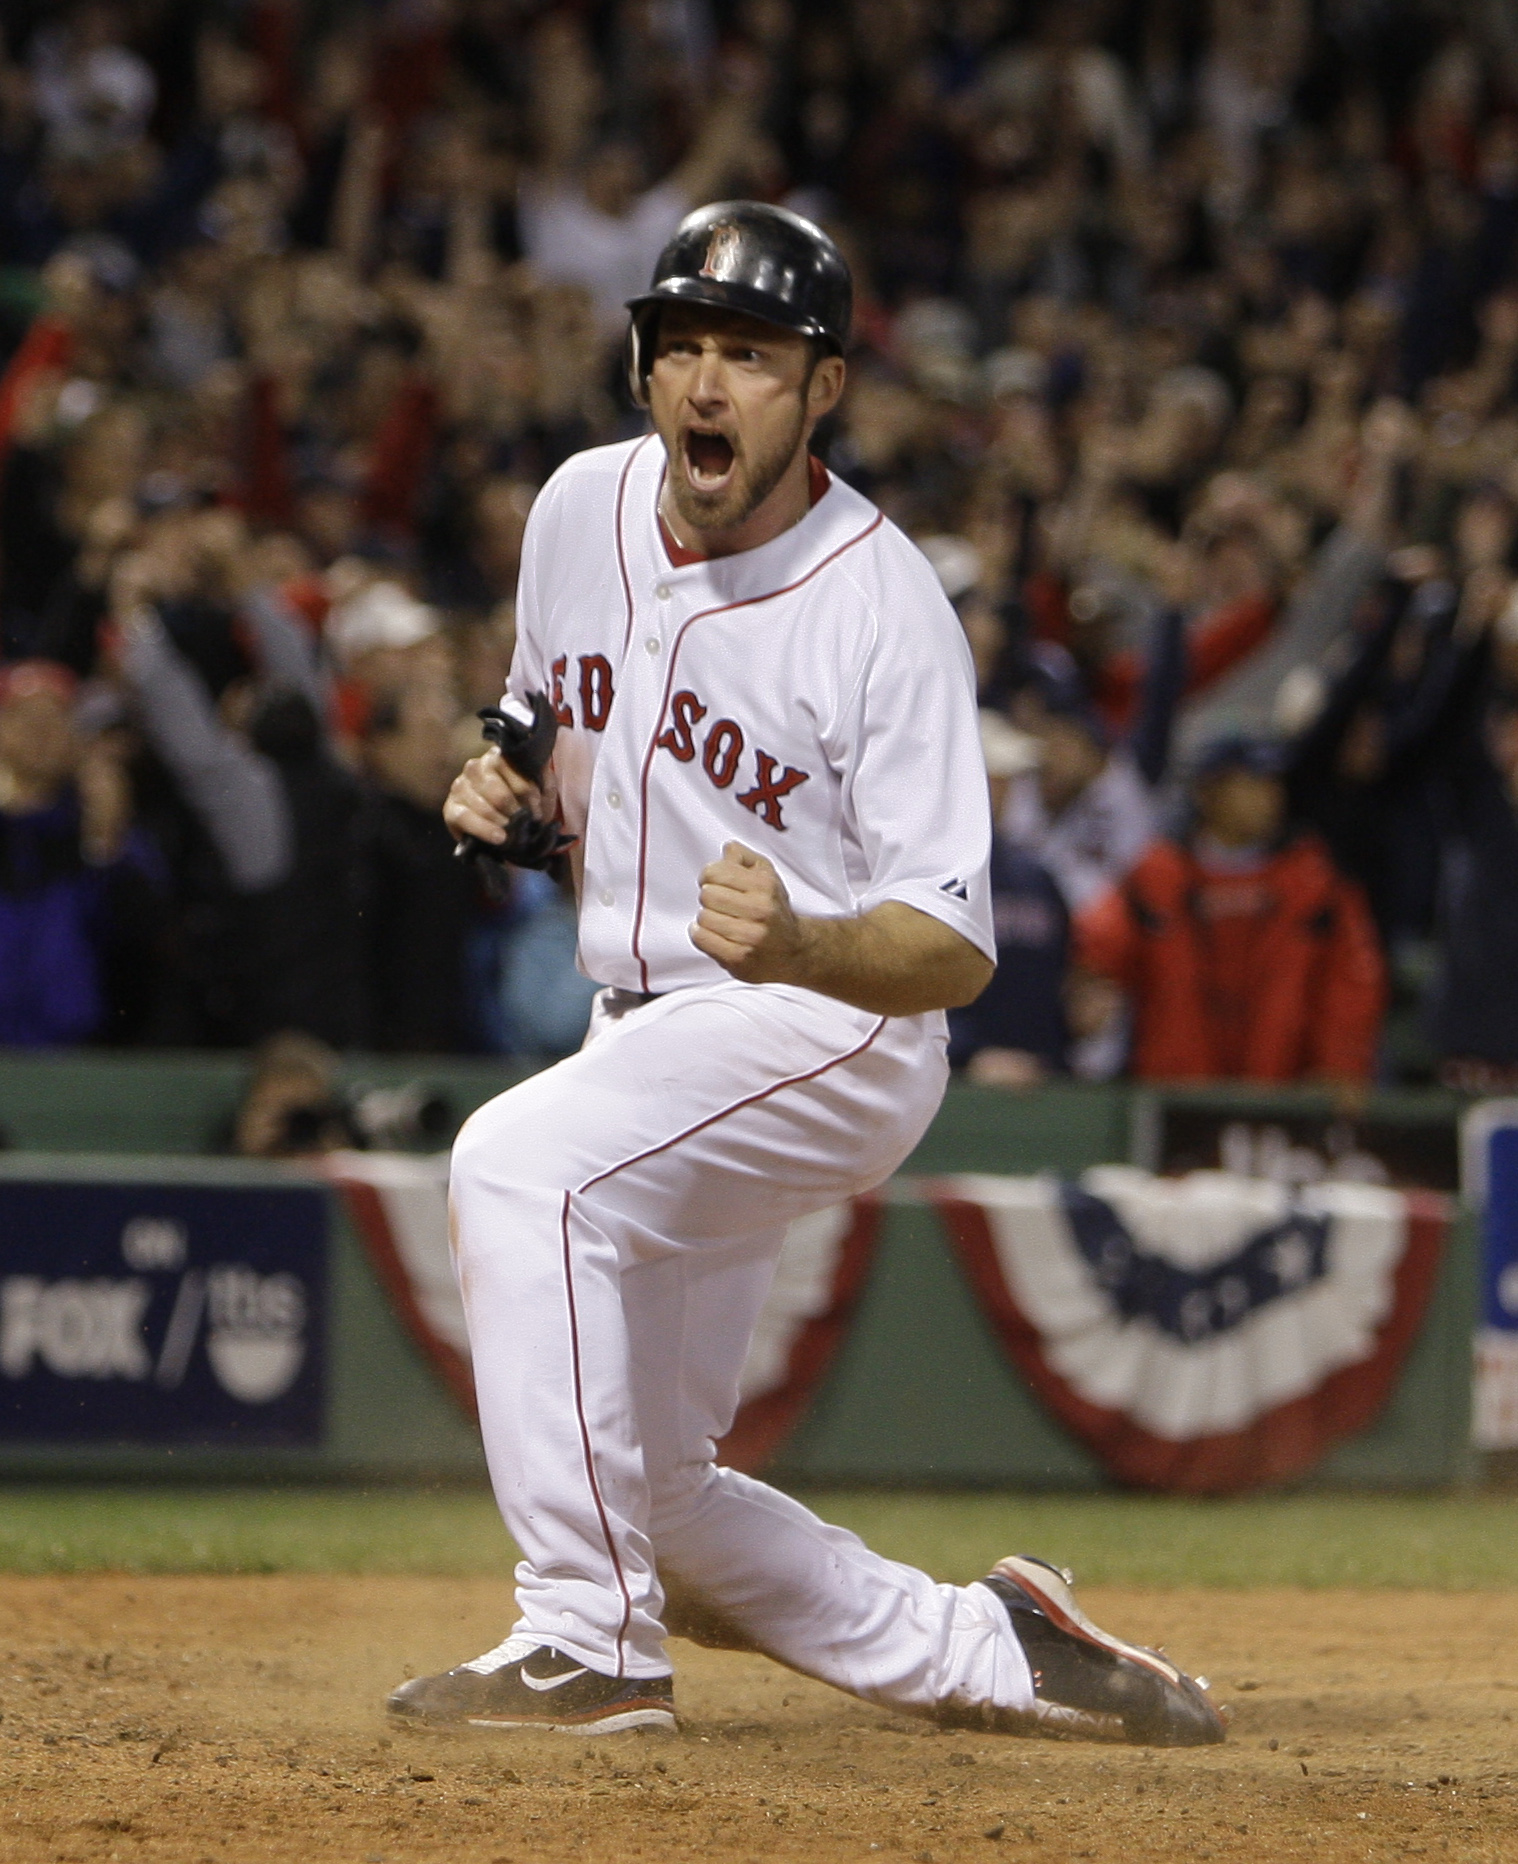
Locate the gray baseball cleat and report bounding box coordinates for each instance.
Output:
[980,1555,1226,1746]
[387,1636,676,1734]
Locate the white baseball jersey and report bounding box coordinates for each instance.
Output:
[506,433,996,994]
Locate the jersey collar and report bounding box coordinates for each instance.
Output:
[627,434,879,605]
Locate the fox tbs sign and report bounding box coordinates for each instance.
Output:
[0,1180,325,1445]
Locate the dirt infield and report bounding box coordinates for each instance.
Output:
[2,1577,1514,1864]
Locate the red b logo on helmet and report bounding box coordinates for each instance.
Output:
[699,224,744,281]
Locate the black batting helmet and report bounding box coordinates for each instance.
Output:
[625,200,852,403]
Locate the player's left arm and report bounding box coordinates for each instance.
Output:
[692,841,993,1016]
[723,549,997,1015]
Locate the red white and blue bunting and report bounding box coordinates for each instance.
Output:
[715,1196,883,1473]
[934,1168,1448,1493]
[326,1155,1446,1494]
[325,1153,475,1415]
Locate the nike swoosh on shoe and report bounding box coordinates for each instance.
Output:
[520,1664,590,1692]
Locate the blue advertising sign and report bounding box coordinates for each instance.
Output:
[1480,1126,1518,1334]
[1462,1104,1518,1332]
[1462,1102,1518,1451]
[0,1180,326,1445]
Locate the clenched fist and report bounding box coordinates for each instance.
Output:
[690,841,806,984]
[688,842,994,1014]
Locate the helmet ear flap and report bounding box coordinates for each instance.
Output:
[626,306,657,409]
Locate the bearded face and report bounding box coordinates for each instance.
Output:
[663,390,808,537]
[647,304,836,550]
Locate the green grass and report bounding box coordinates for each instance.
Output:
[0,1487,1514,1588]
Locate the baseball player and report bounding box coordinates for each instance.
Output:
[389,202,1223,1747]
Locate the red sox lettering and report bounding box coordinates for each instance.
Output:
[549,653,616,732]
[655,688,810,829]
[738,750,810,828]
[656,687,705,759]
[548,654,812,829]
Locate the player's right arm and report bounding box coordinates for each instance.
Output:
[442,468,560,849]
[443,746,557,848]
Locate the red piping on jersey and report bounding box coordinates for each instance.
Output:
[559,1189,635,1676]
[614,436,655,661]
[626,509,886,991]
[574,1012,888,1196]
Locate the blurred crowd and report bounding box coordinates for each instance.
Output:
[4,0,1518,1103]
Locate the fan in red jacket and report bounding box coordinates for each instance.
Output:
[1074,736,1386,1084]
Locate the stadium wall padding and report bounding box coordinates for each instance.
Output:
[0,1055,1477,1487]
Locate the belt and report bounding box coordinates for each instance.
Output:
[604,986,664,1011]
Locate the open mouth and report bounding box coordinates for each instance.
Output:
[684,429,735,485]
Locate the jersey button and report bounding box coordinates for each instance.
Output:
[607,790,622,809]
[655,583,672,600]
[645,636,660,653]
[599,889,614,907]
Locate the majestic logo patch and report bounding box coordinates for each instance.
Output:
[939,876,970,900]
[699,223,744,281]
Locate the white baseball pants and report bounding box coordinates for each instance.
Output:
[449,979,1034,1720]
